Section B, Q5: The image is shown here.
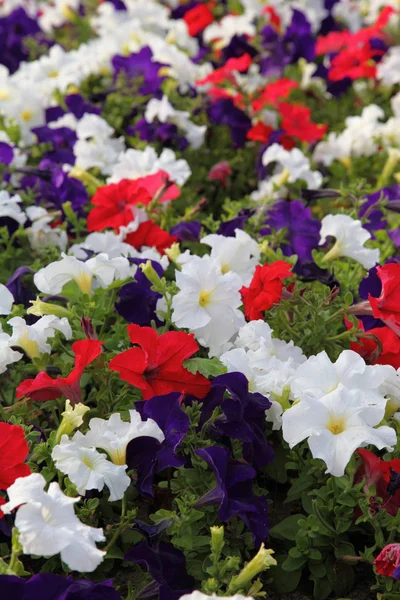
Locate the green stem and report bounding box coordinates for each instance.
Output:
[104,496,126,553]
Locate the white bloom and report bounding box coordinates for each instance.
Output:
[377,47,400,86]
[7,315,72,359]
[145,95,206,149]
[52,433,130,501]
[108,147,191,185]
[72,114,125,176]
[291,350,389,405]
[25,206,67,252]
[0,283,14,315]
[83,410,165,465]
[282,387,396,476]
[203,14,256,47]
[34,253,131,295]
[0,328,22,373]
[0,191,27,225]
[319,214,380,269]
[201,229,260,285]
[2,473,105,572]
[172,255,245,357]
[69,231,140,260]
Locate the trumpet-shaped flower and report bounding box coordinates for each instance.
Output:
[0,190,27,225]
[83,410,165,466]
[2,473,105,572]
[282,387,396,476]
[7,315,72,359]
[319,214,380,269]
[172,255,245,357]
[201,229,260,286]
[52,433,130,501]
[0,283,13,315]
[34,253,131,295]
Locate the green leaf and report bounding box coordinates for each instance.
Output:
[282,555,308,571]
[270,514,304,541]
[312,576,332,600]
[183,357,227,378]
[272,558,302,594]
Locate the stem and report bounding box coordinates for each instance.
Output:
[104,495,126,553]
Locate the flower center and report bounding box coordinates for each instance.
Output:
[74,272,93,295]
[327,415,346,435]
[82,456,95,469]
[17,334,40,359]
[48,70,59,78]
[21,110,32,122]
[199,290,212,307]
[221,264,229,274]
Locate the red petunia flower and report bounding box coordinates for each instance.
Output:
[183,3,214,37]
[251,78,298,112]
[316,30,353,55]
[109,325,211,399]
[241,261,293,321]
[197,54,252,86]
[124,221,178,254]
[0,423,31,491]
[16,339,103,405]
[356,449,400,516]
[348,317,400,369]
[279,103,327,143]
[207,161,232,187]
[375,544,400,579]
[328,45,380,82]
[87,172,180,233]
[368,264,400,336]
[246,122,273,143]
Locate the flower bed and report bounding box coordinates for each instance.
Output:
[1,1,400,599]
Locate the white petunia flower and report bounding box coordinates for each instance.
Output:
[0,283,14,315]
[319,214,380,269]
[52,433,130,501]
[2,473,105,572]
[83,410,165,466]
[377,46,400,87]
[34,253,131,295]
[0,190,27,225]
[25,206,67,252]
[0,328,22,374]
[203,14,256,47]
[282,387,396,476]
[7,315,72,359]
[108,147,191,185]
[201,229,260,285]
[172,255,245,357]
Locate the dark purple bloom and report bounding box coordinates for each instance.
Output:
[127,392,190,496]
[112,47,166,96]
[195,445,269,546]
[222,35,258,62]
[65,94,101,118]
[170,221,201,242]
[262,200,321,264]
[6,266,35,307]
[32,126,77,165]
[360,185,400,234]
[389,229,400,247]
[195,372,273,470]
[217,212,251,237]
[0,8,41,73]
[293,261,339,290]
[207,99,251,148]
[0,142,14,166]
[0,573,122,600]
[116,259,163,327]
[125,538,194,600]
[132,119,188,151]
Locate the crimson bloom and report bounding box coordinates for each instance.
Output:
[125,221,178,254]
[279,103,327,143]
[207,161,232,187]
[356,449,400,517]
[241,261,293,321]
[0,423,30,490]
[16,339,103,405]
[246,123,273,143]
[349,318,400,369]
[108,325,211,399]
[375,544,400,579]
[183,3,214,37]
[368,264,400,335]
[328,45,380,82]
[87,172,180,232]
[251,78,298,112]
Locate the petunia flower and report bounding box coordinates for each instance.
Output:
[195,445,269,547]
[368,264,400,335]
[83,410,165,466]
[349,318,400,369]
[355,448,400,517]
[278,102,327,143]
[34,253,131,295]
[172,254,245,357]
[375,544,400,580]
[2,473,105,572]
[16,339,103,405]
[282,387,396,477]
[109,324,211,399]
[240,261,293,321]
[0,283,14,315]
[52,433,130,501]
[7,315,72,359]
[0,423,30,492]
[319,214,380,269]
[0,573,122,600]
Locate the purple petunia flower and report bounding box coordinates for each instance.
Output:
[0,8,42,73]
[170,221,201,242]
[6,266,35,307]
[207,99,252,148]
[32,126,77,165]
[0,573,122,600]
[112,47,166,97]
[0,142,14,166]
[195,445,269,547]
[116,260,164,327]
[127,392,190,495]
[262,200,321,264]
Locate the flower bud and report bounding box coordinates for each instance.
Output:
[27,298,72,319]
[55,400,90,444]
